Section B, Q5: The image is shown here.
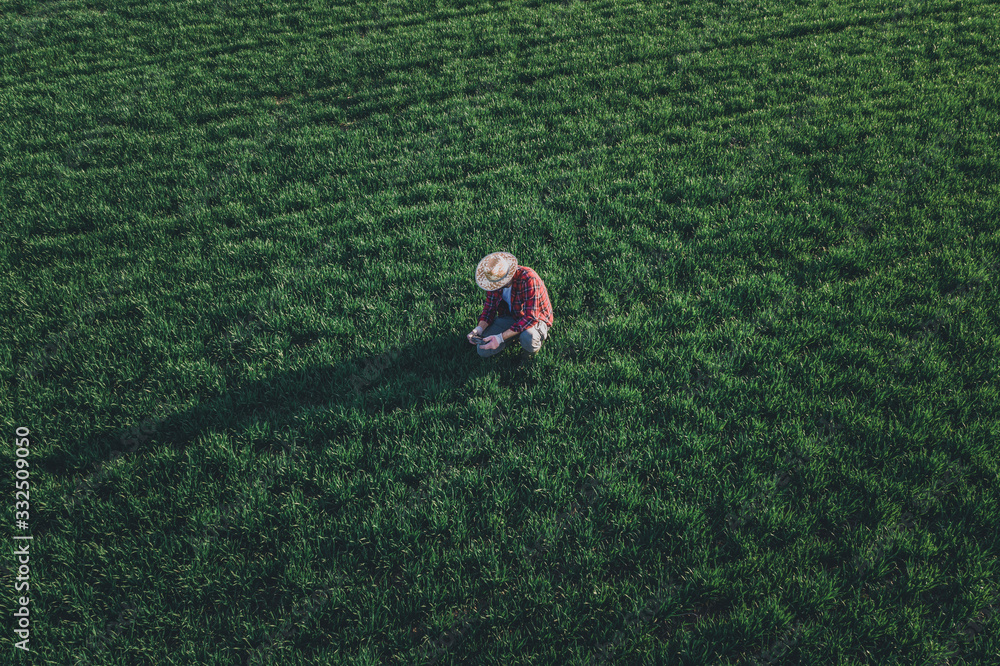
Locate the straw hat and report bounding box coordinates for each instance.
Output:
[475,252,518,291]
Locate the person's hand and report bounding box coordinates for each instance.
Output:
[467,325,484,344]
[479,334,503,351]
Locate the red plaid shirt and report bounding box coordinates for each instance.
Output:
[478,266,554,334]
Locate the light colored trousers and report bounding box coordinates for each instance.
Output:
[477,316,550,358]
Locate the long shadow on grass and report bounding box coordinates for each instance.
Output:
[49,333,539,488]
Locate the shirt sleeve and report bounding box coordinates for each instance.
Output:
[509,273,542,334]
[479,290,500,327]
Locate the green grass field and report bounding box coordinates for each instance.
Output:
[3,0,999,663]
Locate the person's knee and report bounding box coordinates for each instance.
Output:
[477,346,495,358]
[520,331,542,352]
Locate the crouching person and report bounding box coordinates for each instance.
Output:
[467,252,554,359]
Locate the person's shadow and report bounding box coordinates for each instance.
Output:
[44,322,545,517]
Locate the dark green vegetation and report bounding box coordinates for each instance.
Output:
[3,0,999,662]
